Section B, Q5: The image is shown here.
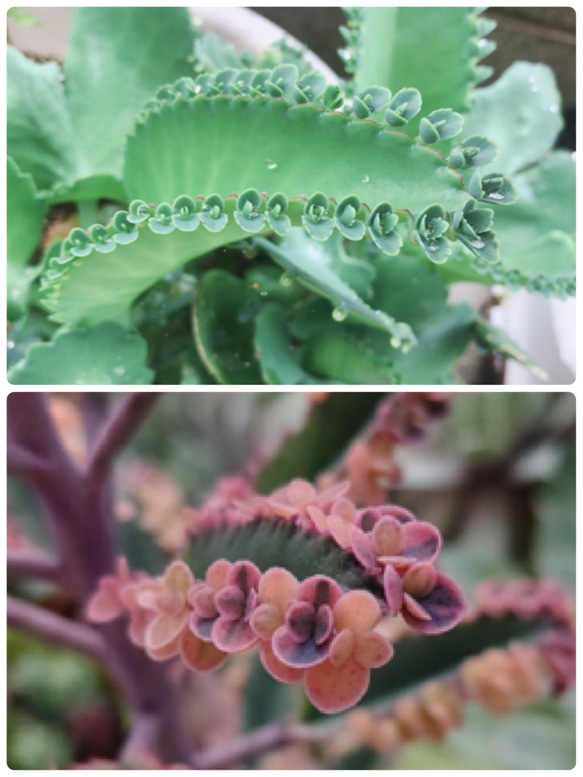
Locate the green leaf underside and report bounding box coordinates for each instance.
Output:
[8,322,154,385]
[463,62,563,177]
[256,393,384,493]
[124,96,467,212]
[355,8,489,134]
[193,270,264,384]
[7,157,48,267]
[185,518,381,594]
[304,613,548,722]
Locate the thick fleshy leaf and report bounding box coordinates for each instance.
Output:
[334,590,382,634]
[214,586,246,619]
[286,602,316,643]
[148,631,183,662]
[250,604,281,640]
[401,521,442,562]
[189,613,217,642]
[8,322,154,385]
[383,564,405,617]
[462,62,564,176]
[211,615,258,653]
[146,610,189,651]
[228,560,262,594]
[402,572,466,634]
[259,640,305,684]
[163,560,193,601]
[188,585,217,619]
[372,517,405,557]
[7,157,48,269]
[305,656,370,714]
[349,527,378,571]
[272,626,330,669]
[354,631,394,669]
[297,575,344,609]
[313,605,334,646]
[329,630,355,668]
[258,567,300,610]
[180,629,226,672]
[206,559,232,591]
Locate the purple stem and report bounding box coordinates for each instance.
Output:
[7,392,190,764]
[7,548,62,582]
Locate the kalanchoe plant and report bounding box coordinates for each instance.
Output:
[7,392,576,768]
[7,7,575,384]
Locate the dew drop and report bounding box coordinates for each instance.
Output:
[113,366,126,377]
[531,84,540,93]
[529,75,537,83]
[7,340,15,350]
[487,192,504,200]
[332,306,348,322]
[390,336,401,349]
[280,272,294,287]
[361,174,370,183]
[472,239,486,249]
[549,104,559,113]
[259,290,268,297]
[266,158,278,170]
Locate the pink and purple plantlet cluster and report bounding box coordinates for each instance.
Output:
[88,478,465,713]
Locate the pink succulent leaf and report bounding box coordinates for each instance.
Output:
[334,590,382,633]
[259,640,305,683]
[305,656,370,714]
[354,631,394,669]
[189,612,217,642]
[85,579,124,622]
[401,521,442,563]
[358,508,382,533]
[211,614,258,653]
[189,585,218,619]
[215,585,246,619]
[372,517,405,557]
[227,560,262,594]
[147,631,183,662]
[376,504,416,524]
[206,558,232,590]
[306,505,329,533]
[313,604,334,646]
[146,609,189,652]
[297,575,344,608]
[349,527,378,571]
[402,572,466,634]
[327,515,352,549]
[383,564,405,616]
[286,601,316,643]
[329,629,355,667]
[250,603,281,640]
[258,567,299,609]
[317,480,351,509]
[271,625,331,669]
[180,629,227,673]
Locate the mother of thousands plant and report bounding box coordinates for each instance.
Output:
[7,393,575,768]
[7,8,575,384]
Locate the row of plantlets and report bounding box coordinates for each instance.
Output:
[7,7,574,383]
[8,393,575,768]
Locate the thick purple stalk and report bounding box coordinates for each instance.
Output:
[7,392,191,764]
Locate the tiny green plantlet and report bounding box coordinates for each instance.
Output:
[7,7,575,384]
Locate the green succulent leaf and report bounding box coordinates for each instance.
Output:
[255,233,414,345]
[124,94,466,214]
[354,8,495,135]
[255,393,383,493]
[254,304,335,386]
[419,108,464,144]
[8,322,154,385]
[192,270,263,385]
[450,135,498,170]
[414,205,452,263]
[463,62,564,176]
[7,157,48,268]
[63,7,196,179]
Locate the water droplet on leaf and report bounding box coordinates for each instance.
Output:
[332,307,348,322]
[362,175,370,183]
[266,158,278,170]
